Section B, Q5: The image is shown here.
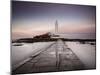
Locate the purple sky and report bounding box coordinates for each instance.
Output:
[12,1,96,40]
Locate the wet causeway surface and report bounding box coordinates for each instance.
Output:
[13,39,85,74]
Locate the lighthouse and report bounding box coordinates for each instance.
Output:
[51,20,59,38]
[55,20,58,34]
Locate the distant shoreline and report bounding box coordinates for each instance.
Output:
[12,38,96,43]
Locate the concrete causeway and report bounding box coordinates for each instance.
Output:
[13,39,85,74]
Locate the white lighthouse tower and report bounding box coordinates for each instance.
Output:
[55,20,58,34]
[51,20,59,38]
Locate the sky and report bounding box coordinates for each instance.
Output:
[12,1,96,40]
